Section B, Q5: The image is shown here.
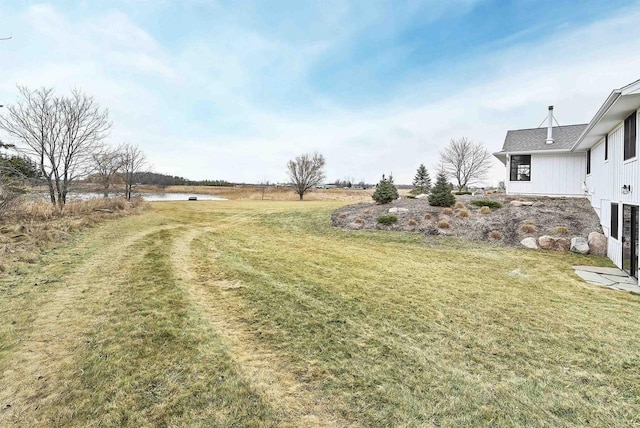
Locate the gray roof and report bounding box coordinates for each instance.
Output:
[499,124,589,153]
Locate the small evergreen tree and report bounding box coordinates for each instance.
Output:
[412,164,431,194]
[372,174,399,204]
[428,171,456,207]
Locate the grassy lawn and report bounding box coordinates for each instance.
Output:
[1,200,639,426]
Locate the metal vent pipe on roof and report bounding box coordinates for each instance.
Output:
[546,106,554,144]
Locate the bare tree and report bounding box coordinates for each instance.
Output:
[286,152,326,200]
[121,143,147,200]
[92,146,125,197]
[0,86,111,207]
[440,137,493,191]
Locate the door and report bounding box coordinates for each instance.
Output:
[622,205,639,278]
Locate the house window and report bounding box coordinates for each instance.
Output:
[611,203,619,239]
[510,155,531,181]
[605,135,608,161]
[624,112,637,160]
[587,149,591,174]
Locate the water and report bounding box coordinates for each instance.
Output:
[140,192,226,202]
[59,192,227,202]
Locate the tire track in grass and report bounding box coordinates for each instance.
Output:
[0,222,181,427]
[171,227,353,428]
[59,227,281,427]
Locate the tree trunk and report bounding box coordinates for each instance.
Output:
[45,177,56,205]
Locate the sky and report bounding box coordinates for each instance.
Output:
[1,0,640,185]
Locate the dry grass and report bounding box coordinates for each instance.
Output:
[407,218,418,226]
[150,185,374,202]
[489,230,503,240]
[520,223,536,233]
[424,213,432,220]
[455,202,464,209]
[555,226,569,235]
[441,208,453,215]
[457,209,470,218]
[0,197,148,274]
[480,206,491,214]
[1,200,639,426]
[437,219,450,229]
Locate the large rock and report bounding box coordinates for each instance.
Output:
[415,193,429,199]
[510,200,533,207]
[388,207,408,214]
[538,235,571,251]
[521,237,539,250]
[588,232,607,256]
[570,237,590,254]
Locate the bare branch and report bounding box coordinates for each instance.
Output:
[121,143,147,200]
[0,86,111,207]
[440,137,492,191]
[92,146,125,197]
[286,152,326,200]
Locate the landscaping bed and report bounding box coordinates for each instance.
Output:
[331,195,603,247]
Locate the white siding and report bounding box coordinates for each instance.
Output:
[507,153,586,196]
[586,108,640,269]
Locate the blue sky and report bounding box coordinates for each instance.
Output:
[1,0,640,184]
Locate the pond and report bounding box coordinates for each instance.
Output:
[62,192,227,202]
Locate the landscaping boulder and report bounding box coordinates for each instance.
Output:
[415,193,429,199]
[521,237,539,250]
[389,207,408,213]
[510,200,533,207]
[538,235,571,251]
[570,237,590,255]
[588,232,607,256]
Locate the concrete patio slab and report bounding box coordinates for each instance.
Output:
[609,282,640,293]
[572,266,629,276]
[602,274,638,285]
[574,270,615,285]
[574,265,640,293]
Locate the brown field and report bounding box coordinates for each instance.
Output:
[140,184,376,201]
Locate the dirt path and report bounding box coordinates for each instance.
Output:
[0,223,179,426]
[171,227,350,428]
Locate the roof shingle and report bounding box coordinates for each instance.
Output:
[499,124,588,153]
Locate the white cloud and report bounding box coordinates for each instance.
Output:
[1,2,640,187]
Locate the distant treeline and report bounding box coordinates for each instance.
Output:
[134,172,232,187]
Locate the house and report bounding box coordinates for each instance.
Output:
[494,79,640,277]
[493,108,588,197]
